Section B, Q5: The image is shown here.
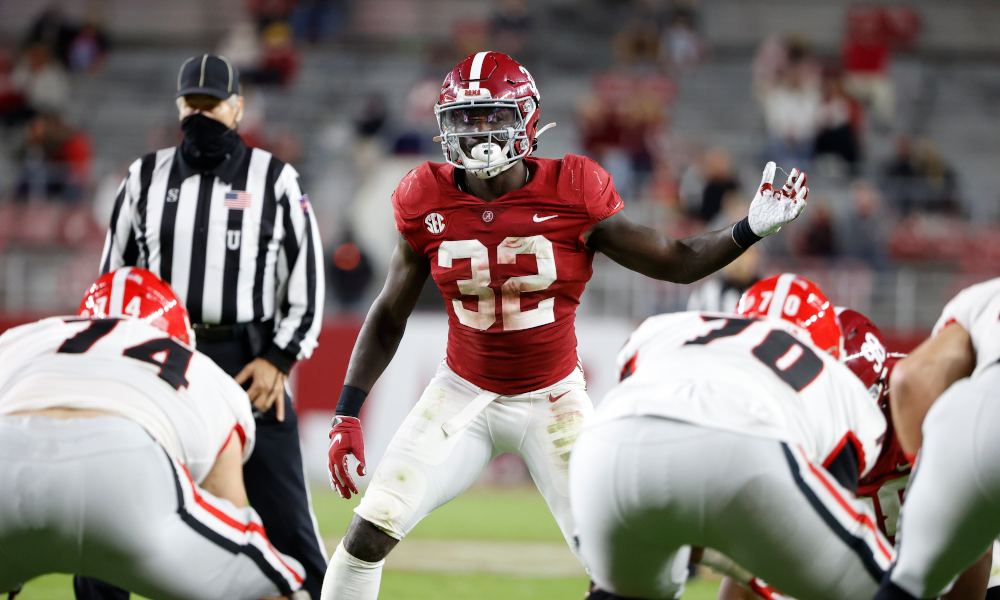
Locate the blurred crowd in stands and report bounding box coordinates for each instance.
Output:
[0,7,109,269]
[565,1,991,316]
[1,8,106,205]
[748,6,972,272]
[0,0,995,317]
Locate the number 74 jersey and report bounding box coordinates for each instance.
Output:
[393,155,624,394]
[0,316,255,484]
[599,312,887,480]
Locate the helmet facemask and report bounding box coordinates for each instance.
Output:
[435,96,536,179]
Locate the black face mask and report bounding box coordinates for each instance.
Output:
[179,113,240,171]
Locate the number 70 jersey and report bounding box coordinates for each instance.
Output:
[393,155,624,395]
[597,312,887,479]
[0,317,255,484]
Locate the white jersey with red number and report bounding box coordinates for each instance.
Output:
[0,317,254,483]
[596,312,887,477]
[933,277,1000,378]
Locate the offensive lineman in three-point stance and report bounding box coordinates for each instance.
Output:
[0,268,304,600]
[874,278,1000,600]
[570,276,894,600]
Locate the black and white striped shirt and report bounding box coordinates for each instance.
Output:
[100,140,324,371]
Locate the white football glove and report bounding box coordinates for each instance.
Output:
[748,161,808,237]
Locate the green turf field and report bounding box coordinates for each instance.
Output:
[15,485,722,600]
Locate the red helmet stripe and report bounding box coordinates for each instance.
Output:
[109,266,133,316]
[468,51,489,89]
[769,273,797,319]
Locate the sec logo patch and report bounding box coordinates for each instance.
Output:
[424,212,446,235]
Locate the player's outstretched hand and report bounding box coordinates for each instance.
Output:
[748,161,808,237]
[328,416,367,499]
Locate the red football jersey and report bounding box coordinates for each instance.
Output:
[857,355,910,541]
[858,355,910,497]
[857,410,909,498]
[392,154,623,394]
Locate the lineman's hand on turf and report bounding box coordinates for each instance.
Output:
[328,416,367,499]
[235,358,287,422]
[748,161,808,237]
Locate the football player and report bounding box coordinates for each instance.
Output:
[837,309,908,543]
[0,268,304,600]
[570,274,892,600]
[321,51,809,599]
[714,308,989,600]
[874,278,1000,600]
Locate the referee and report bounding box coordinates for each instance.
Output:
[84,54,326,599]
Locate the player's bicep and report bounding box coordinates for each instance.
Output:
[397,230,421,257]
[585,211,685,270]
[378,235,431,321]
[892,322,975,399]
[890,322,975,455]
[392,233,431,285]
[346,236,429,388]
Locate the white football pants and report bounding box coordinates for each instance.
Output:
[355,361,591,552]
[0,415,304,600]
[570,416,893,600]
[890,364,1000,598]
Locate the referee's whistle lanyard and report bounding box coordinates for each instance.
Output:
[179,114,240,171]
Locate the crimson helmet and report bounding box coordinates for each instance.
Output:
[837,308,889,401]
[79,267,194,346]
[434,51,548,179]
[836,307,906,407]
[736,273,841,358]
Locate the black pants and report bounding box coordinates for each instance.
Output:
[74,334,327,599]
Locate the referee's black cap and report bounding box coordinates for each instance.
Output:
[176,54,241,99]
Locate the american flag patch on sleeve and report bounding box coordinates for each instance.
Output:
[224,190,252,209]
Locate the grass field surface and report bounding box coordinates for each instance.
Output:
[15,485,722,600]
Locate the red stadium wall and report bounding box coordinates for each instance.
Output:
[0,316,928,414]
[293,319,363,412]
[0,315,364,413]
[881,333,928,356]
[170,327,933,409]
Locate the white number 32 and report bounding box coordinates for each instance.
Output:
[437,236,556,332]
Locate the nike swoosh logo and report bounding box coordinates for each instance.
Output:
[333,433,343,445]
[533,214,558,222]
[549,391,570,403]
[611,200,622,210]
[895,462,909,472]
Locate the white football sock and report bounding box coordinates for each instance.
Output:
[320,541,385,600]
